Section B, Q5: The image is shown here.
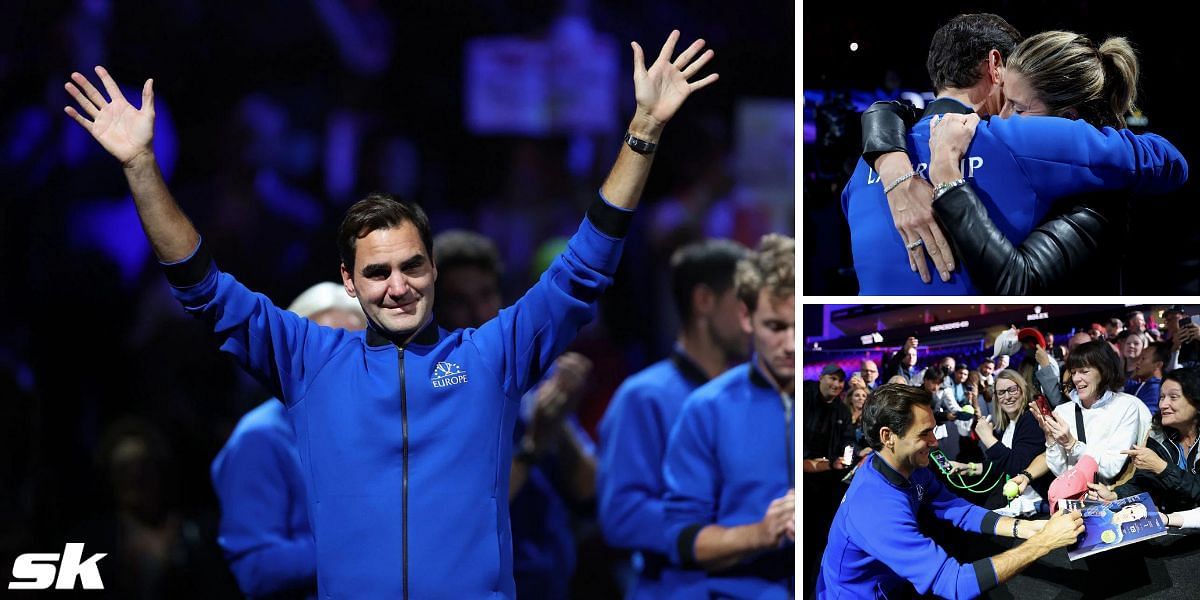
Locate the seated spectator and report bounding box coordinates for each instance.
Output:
[1125,341,1170,415]
[1035,341,1151,483]
[1091,368,1200,515]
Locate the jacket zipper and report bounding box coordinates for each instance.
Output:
[399,348,409,600]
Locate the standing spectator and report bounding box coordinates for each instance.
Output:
[950,363,971,404]
[1036,341,1150,482]
[1164,306,1200,370]
[1126,342,1170,416]
[1016,327,1064,407]
[859,359,881,389]
[996,354,1011,372]
[977,357,997,405]
[1106,317,1124,340]
[884,338,921,385]
[1116,330,1146,379]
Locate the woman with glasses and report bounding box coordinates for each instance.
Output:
[950,369,1049,511]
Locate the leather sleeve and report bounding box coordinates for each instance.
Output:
[861,101,918,165]
[931,183,1111,294]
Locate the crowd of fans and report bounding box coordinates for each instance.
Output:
[803,307,1200,595]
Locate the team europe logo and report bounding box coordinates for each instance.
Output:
[431,362,468,389]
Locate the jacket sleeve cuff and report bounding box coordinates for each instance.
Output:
[588,191,635,239]
[979,511,1000,536]
[161,238,213,288]
[675,524,705,568]
[975,558,999,594]
[861,101,916,164]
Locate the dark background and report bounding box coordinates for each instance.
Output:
[0,1,793,596]
[803,2,1198,294]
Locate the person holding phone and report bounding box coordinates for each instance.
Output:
[1035,342,1150,483]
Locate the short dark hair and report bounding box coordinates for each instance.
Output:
[1115,330,1134,344]
[981,357,995,366]
[926,13,1022,91]
[338,192,434,272]
[863,383,933,451]
[955,363,970,372]
[1145,341,1172,366]
[670,239,749,323]
[433,230,503,279]
[923,366,946,382]
[1065,340,1125,392]
[1163,367,1200,412]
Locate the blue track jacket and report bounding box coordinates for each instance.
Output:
[168,197,630,599]
[663,360,795,599]
[842,97,1188,294]
[817,454,1002,599]
[211,400,316,599]
[598,347,711,598]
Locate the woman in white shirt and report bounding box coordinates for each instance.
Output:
[1033,340,1150,482]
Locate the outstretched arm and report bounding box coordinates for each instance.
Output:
[600,30,718,209]
[64,66,199,262]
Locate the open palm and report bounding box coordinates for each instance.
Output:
[632,30,719,126]
[64,66,155,165]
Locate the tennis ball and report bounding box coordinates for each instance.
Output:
[1003,480,1020,500]
[960,405,975,414]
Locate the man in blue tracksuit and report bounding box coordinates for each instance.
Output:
[842,14,1188,295]
[597,239,749,599]
[65,29,719,599]
[211,283,365,599]
[817,384,1084,599]
[663,234,795,599]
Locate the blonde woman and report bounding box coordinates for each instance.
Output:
[951,369,1048,512]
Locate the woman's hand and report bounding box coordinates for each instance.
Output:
[1121,444,1169,475]
[1086,482,1118,502]
[927,113,980,185]
[975,414,997,446]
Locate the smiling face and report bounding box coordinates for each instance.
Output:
[1121,335,1145,360]
[340,221,437,337]
[849,387,869,411]
[1072,365,1104,403]
[1000,69,1052,119]
[1159,379,1198,434]
[894,403,938,472]
[818,373,844,400]
[994,377,1025,419]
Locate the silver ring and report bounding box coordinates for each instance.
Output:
[906,239,925,250]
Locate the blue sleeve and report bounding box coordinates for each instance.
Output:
[847,493,996,599]
[662,395,719,567]
[167,242,349,405]
[922,471,998,535]
[985,116,1188,199]
[469,196,628,398]
[211,427,316,597]
[598,382,671,554]
[984,412,1046,476]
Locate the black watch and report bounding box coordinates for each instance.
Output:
[623,131,658,154]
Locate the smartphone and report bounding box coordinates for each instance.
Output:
[930,449,953,473]
[1034,394,1053,417]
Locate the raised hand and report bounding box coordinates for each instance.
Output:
[1121,444,1168,475]
[64,66,155,165]
[631,30,719,129]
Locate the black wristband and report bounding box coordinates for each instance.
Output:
[1019,470,1033,482]
[623,131,657,154]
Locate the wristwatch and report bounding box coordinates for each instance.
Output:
[623,131,658,155]
[931,178,967,201]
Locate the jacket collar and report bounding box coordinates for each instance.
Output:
[366,318,441,348]
[871,453,910,487]
[669,344,711,387]
[923,97,975,119]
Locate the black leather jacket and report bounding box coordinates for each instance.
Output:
[860,101,1117,294]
